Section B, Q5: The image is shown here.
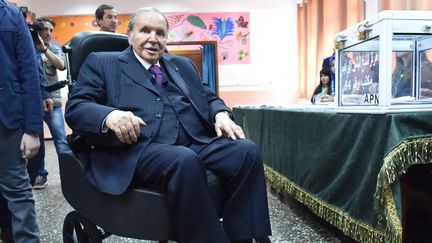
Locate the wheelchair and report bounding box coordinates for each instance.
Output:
[58,31,227,243]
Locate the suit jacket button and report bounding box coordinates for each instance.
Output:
[156,114,162,118]
[90,145,95,150]
[156,97,161,101]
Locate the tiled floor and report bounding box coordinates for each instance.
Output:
[29,140,358,243]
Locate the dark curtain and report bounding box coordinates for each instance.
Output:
[202,44,217,94]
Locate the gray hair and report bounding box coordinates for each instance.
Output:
[128,7,169,33]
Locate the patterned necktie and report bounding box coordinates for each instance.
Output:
[148,64,164,86]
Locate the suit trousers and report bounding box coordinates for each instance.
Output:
[133,137,271,243]
[0,124,40,243]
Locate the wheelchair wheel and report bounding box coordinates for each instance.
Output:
[63,211,103,243]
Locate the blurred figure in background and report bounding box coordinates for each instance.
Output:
[391,51,413,98]
[95,4,118,32]
[322,51,335,94]
[311,68,334,104]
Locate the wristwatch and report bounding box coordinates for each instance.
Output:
[41,47,48,53]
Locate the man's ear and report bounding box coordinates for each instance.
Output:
[96,19,101,27]
[127,29,132,45]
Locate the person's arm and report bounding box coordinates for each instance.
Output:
[214,111,245,140]
[320,94,334,102]
[36,36,65,70]
[36,63,54,114]
[20,133,40,159]
[14,8,44,158]
[183,58,244,140]
[66,52,148,146]
[15,9,43,134]
[66,53,114,132]
[44,45,65,70]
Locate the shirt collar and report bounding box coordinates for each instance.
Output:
[132,50,160,70]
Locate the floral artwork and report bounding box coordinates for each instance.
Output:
[166,12,250,64]
[49,12,250,65]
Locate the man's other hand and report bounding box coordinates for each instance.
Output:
[43,98,54,114]
[214,111,245,140]
[105,110,146,144]
[20,133,40,159]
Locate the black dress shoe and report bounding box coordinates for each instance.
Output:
[255,236,271,243]
[231,240,252,243]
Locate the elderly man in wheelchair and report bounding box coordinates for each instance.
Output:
[62,7,271,243]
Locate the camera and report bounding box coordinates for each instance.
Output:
[18,6,68,92]
[19,6,45,45]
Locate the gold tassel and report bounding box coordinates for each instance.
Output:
[373,136,432,243]
[265,166,385,243]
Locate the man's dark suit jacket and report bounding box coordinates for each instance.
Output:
[65,47,230,195]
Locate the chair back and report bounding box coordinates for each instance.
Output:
[65,31,129,82]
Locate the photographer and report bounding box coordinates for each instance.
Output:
[29,17,71,189]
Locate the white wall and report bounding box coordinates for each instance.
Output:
[15,0,298,104]
[365,0,380,19]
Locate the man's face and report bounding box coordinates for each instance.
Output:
[128,12,167,64]
[38,21,53,44]
[98,9,118,32]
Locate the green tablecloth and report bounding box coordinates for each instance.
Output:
[233,106,432,243]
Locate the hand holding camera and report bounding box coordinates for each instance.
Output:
[28,20,45,47]
[19,6,44,46]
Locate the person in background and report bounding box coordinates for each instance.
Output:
[95,4,118,32]
[28,17,71,190]
[66,7,271,243]
[0,1,47,242]
[391,51,413,98]
[322,51,336,94]
[420,50,432,98]
[311,68,334,104]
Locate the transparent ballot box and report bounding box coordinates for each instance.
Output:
[335,11,432,113]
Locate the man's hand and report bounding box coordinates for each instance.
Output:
[43,98,54,114]
[214,111,245,140]
[35,34,46,52]
[20,133,40,159]
[320,94,334,103]
[105,110,147,144]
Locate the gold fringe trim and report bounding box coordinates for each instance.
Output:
[265,166,385,243]
[375,136,432,243]
[382,187,402,243]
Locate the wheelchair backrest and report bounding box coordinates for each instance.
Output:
[66,31,129,81]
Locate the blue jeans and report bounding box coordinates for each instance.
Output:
[44,106,70,155]
[28,106,71,180]
[39,106,71,176]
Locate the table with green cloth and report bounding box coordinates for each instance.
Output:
[233,105,432,243]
